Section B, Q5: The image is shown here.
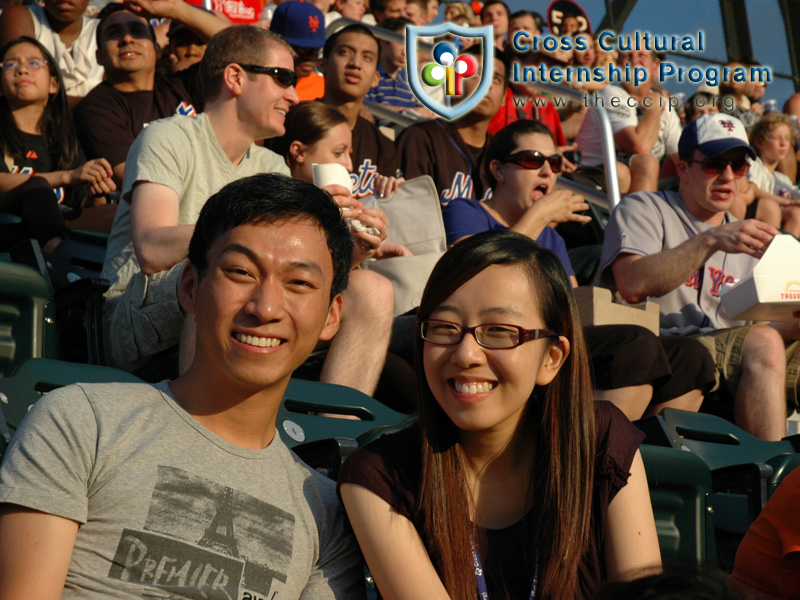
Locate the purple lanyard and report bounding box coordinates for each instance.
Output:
[471,537,539,599]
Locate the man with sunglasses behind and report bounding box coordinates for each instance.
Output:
[600,113,800,441]
[75,0,229,187]
[100,25,294,375]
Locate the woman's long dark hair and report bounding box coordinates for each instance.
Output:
[413,230,596,599]
[0,37,81,170]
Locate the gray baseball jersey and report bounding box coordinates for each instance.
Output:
[599,190,758,333]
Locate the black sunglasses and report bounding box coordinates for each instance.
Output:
[687,156,750,177]
[504,150,563,173]
[237,64,298,88]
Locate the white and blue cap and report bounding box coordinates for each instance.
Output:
[678,113,757,160]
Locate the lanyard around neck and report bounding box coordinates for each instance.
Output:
[471,536,539,599]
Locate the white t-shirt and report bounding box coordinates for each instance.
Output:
[576,84,682,167]
[30,4,104,97]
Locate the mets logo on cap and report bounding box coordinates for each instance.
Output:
[406,23,494,120]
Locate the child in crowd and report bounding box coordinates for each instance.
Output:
[0,0,104,104]
[339,229,661,599]
[744,113,800,236]
[365,17,434,118]
[0,37,114,252]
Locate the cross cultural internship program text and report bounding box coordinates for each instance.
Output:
[510,30,772,88]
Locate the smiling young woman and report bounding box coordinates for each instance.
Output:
[338,231,661,599]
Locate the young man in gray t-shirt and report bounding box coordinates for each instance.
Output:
[600,113,800,442]
[0,174,365,599]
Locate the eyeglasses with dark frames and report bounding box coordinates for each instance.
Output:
[420,319,558,349]
[1,58,48,72]
[236,63,298,88]
[503,150,563,173]
[686,156,750,177]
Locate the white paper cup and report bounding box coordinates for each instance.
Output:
[312,163,353,195]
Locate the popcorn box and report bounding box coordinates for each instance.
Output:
[574,286,660,335]
[720,234,800,322]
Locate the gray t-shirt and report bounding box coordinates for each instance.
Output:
[0,382,364,599]
[599,190,758,333]
[101,113,290,296]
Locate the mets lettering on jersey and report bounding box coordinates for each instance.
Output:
[441,172,474,204]
[684,266,736,297]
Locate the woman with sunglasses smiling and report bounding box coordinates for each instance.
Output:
[338,230,661,599]
[441,120,717,423]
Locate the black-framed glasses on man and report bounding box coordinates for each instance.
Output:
[236,64,298,88]
[420,319,558,349]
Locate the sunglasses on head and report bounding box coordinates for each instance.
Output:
[237,64,298,88]
[503,150,563,173]
[687,155,750,177]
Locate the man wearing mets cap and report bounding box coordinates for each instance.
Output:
[270,1,326,101]
[599,113,800,441]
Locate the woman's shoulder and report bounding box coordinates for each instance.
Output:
[443,197,484,211]
[593,401,645,489]
[338,423,421,519]
[342,424,421,480]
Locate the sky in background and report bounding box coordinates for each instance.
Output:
[439,0,796,107]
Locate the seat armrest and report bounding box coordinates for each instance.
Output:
[292,437,359,480]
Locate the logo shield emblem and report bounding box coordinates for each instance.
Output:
[406,24,494,120]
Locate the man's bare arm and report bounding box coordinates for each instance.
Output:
[0,505,79,599]
[112,162,126,187]
[612,219,779,304]
[614,102,663,156]
[125,0,230,41]
[0,5,34,46]
[130,181,195,275]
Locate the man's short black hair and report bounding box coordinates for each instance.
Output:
[509,10,544,32]
[480,0,510,21]
[380,17,413,34]
[323,23,380,61]
[95,3,156,48]
[188,174,353,300]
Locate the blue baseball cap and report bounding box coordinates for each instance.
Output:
[678,113,756,160]
[270,1,326,48]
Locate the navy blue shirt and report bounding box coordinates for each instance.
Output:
[442,197,576,277]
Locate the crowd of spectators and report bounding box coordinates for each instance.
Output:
[0,0,799,597]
